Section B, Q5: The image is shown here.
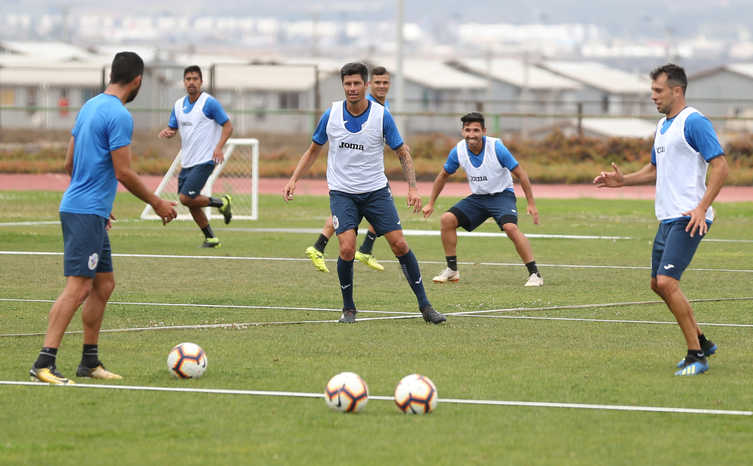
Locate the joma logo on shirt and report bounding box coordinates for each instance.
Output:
[180,121,193,127]
[339,142,364,151]
[656,146,665,154]
[470,175,488,182]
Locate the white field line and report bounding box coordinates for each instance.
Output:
[459,314,753,328]
[0,381,749,416]
[2,250,752,274]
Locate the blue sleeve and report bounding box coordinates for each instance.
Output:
[168,108,178,129]
[202,97,229,125]
[684,113,724,161]
[651,147,656,165]
[312,109,330,145]
[107,110,133,151]
[71,112,83,137]
[383,109,404,150]
[495,140,519,170]
[443,147,460,174]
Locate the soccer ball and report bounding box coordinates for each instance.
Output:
[167,342,207,379]
[394,374,438,414]
[324,372,369,413]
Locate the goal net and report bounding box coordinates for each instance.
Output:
[140,138,259,221]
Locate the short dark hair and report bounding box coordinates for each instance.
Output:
[370,66,389,78]
[184,65,203,80]
[340,62,368,83]
[650,63,687,94]
[461,112,485,129]
[110,52,144,85]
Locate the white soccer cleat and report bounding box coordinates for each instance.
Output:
[432,267,459,283]
[524,273,544,287]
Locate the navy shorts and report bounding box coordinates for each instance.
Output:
[329,185,402,236]
[60,212,113,278]
[449,190,518,232]
[651,219,709,280]
[178,162,215,198]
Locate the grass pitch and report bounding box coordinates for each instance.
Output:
[1,191,752,465]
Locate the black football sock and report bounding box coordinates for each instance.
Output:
[525,261,540,276]
[687,349,705,361]
[446,256,458,271]
[34,347,58,369]
[314,234,329,254]
[359,231,377,254]
[201,225,215,239]
[81,344,99,368]
[698,334,709,346]
[208,197,224,208]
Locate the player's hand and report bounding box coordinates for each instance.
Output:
[106,213,116,231]
[422,203,434,219]
[682,206,708,238]
[153,199,178,225]
[593,162,624,188]
[159,128,176,139]
[527,204,540,225]
[283,180,296,202]
[212,148,225,165]
[407,188,422,213]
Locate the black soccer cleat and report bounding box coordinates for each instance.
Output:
[420,305,446,324]
[338,309,357,323]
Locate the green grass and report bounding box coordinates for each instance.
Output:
[1,191,752,465]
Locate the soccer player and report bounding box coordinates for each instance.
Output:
[422,112,543,287]
[594,63,728,376]
[159,65,233,248]
[284,62,446,324]
[304,66,393,273]
[29,52,178,384]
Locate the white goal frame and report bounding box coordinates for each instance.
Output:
[140,138,259,221]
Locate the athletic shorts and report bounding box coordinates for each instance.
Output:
[651,219,710,280]
[178,162,215,198]
[60,212,113,278]
[448,190,518,232]
[329,185,402,236]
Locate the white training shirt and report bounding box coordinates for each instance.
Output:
[325,100,388,194]
[653,107,714,222]
[455,136,514,195]
[173,92,222,168]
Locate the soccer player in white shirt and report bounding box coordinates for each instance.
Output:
[594,64,728,376]
[284,62,445,324]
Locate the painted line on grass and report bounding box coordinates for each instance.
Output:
[0,381,749,416]
[2,250,752,274]
[460,314,753,328]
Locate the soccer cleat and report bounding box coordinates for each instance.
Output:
[29,366,75,385]
[432,267,459,283]
[420,305,447,324]
[76,363,122,380]
[202,237,221,248]
[338,309,357,323]
[676,340,717,368]
[674,358,708,376]
[524,273,544,287]
[219,194,233,224]
[305,246,329,273]
[355,251,384,271]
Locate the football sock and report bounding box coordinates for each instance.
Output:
[314,234,329,254]
[397,250,430,309]
[359,231,377,254]
[34,347,58,368]
[525,261,540,276]
[81,344,99,368]
[337,257,355,309]
[698,334,709,346]
[687,349,705,361]
[208,197,224,208]
[446,256,458,271]
[201,225,215,239]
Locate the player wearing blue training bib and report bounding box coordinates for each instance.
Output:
[594,64,728,376]
[284,62,445,325]
[305,65,393,273]
[159,65,234,248]
[423,112,543,287]
[30,52,177,385]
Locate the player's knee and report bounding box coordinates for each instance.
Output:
[389,238,409,256]
[502,223,519,235]
[654,275,678,296]
[440,212,458,230]
[179,194,192,206]
[96,276,116,299]
[339,246,356,261]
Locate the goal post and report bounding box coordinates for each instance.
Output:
[140,138,259,221]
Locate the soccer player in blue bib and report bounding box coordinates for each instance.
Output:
[422,112,543,287]
[304,65,392,273]
[284,62,445,324]
[29,52,178,384]
[594,64,728,376]
[159,65,234,248]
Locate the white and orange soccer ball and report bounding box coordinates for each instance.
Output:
[324,372,369,413]
[394,374,438,414]
[167,342,208,379]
